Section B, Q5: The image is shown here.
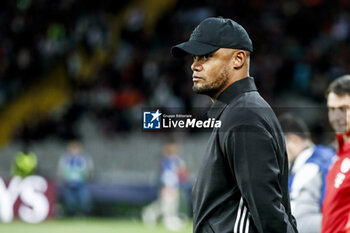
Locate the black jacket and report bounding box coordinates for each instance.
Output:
[192,77,298,233]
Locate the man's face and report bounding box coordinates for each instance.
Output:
[327,92,350,134]
[284,134,299,163]
[191,48,235,97]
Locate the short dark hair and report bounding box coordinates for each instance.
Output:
[279,113,310,139]
[327,75,350,96]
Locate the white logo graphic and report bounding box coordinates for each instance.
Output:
[335,158,350,188]
[143,109,161,129]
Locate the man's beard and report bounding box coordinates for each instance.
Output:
[329,111,348,134]
[192,67,230,98]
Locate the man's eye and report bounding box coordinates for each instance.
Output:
[203,54,212,59]
[192,54,212,61]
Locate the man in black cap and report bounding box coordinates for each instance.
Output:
[171,17,298,233]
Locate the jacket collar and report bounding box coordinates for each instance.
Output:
[207,77,257,119]
[337,134,350,156]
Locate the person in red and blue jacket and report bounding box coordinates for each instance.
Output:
[322,75,350,233]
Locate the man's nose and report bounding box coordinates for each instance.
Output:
[191,59,203,72]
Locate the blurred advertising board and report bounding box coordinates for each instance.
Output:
[0,176,56,223]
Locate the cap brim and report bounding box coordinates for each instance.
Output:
[171,40,219,57]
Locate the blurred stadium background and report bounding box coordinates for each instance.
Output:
[0,0,349,232]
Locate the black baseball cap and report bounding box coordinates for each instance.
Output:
[171,17,253,57]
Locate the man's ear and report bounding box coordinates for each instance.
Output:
[233,50,246,69]
[286,134,300,145]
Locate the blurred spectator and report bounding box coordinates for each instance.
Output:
[11,142,38,177]
[57,139,94,216]
[142,142,189,231]
[279,113,335,233]
[322,75,350,233]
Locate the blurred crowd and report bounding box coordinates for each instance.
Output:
[0,0,123,105]
[2,0,350,143]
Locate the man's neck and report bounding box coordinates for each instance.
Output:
[210,74,249,102]
[335,133,350,151]
[343,134,350,144]
[295,140,312,159]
